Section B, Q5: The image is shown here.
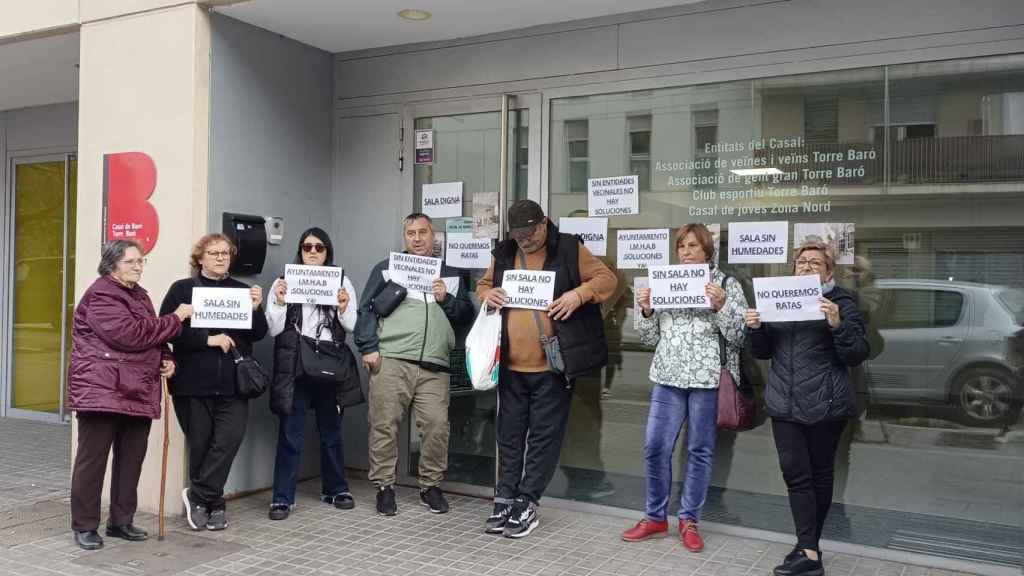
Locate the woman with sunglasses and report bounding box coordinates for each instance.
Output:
[159,233,269,532]
[745,241,869,576]
[266,228,360,520]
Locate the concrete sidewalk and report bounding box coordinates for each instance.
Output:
[0,418,988,576]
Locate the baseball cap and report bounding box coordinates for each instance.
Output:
[507,200,545,237]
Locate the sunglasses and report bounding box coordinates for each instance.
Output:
[301,243,327,254]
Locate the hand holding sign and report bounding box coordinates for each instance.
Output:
[337,287,350,313]
[820,297,841,328]
[251,285,263,310]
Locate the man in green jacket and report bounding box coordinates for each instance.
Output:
[355,213,474,516]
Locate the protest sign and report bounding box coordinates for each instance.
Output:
[284,265,343,306]
[501,270,556,310]
[388,252,442,294]
[191,287,252,329]
[422,182,463,219]
[559,217,608,256]
[728,221,789,263]
[445,237,492,269]
[753,275,825,322]
[617,229,670,269]
[648,264,711,309]
[589,176,639,216]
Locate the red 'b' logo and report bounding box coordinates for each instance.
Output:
[103,152,160,254]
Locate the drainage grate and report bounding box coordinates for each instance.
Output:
[888,529,1023,567]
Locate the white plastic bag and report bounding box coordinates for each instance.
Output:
[465,305,501,391]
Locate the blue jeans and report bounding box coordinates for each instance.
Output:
[271,380,349,505]
[644,384,718,522]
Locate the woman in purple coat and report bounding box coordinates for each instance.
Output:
[67,240,193,550]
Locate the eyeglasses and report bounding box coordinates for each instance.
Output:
[119,258,147,267]
[301,243,327,254]
[795,258,826,269]
[204,250,231,259]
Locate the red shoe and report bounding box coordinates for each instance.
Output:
[621,518,668,542]
[679,519,704,552]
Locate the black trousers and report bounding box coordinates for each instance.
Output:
[71,412,152,531]
[172,395,249,510]
[496,370,573,505]
[771,418,848,551]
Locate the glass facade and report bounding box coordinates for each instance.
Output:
[547,55,1024,567]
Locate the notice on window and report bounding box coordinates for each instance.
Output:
[446,217,474,237]
[473,192,500,239]
[191,287,252,330]
[649,264,711,309]
[753,275,825,322]
[415,129,433,165]
[558,217,608,256]
[388,252,442,294]
[633,277,649,330]
[284,264,343,306]
[793,223,855,265]
[589,175,639,216]
[422,182,463,219]
[446,237,492,269]
[728,221,789,263]
[501,270,556,310]
[617,228,670,269]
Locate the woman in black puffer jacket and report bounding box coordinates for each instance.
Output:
[745,241,869,576]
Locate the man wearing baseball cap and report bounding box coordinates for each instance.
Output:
[477,200,617,538]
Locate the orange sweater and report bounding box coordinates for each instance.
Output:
[476,244,618,372]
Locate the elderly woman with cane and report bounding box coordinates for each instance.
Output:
[68,240,192,550]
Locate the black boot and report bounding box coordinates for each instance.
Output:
[73,530,104,550]
[773,548,823,576]
[105,524,148,541]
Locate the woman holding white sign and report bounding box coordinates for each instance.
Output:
[159,233,268,532]
[622,224,747,553]
[744,241,869,576]
[265,228,361,520]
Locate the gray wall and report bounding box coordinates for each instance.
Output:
[208,13,336,496]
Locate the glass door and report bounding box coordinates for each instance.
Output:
[3,154,76,421]
[403,94,540,488]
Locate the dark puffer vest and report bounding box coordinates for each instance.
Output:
[492,221,608,379]
[747,285,870,424]
[270,304,362,416]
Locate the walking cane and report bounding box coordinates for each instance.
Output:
[158,375,169,541]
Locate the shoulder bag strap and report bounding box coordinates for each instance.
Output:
[717,274,732,368]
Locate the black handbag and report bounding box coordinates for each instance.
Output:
[370,280,407,317]
[232,348,269,399]
[298,324,357,386]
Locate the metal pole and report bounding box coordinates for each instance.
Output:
[498,95,510,242]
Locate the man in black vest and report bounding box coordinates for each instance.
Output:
[476,200,617,538]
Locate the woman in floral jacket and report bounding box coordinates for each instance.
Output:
[621,223,747,552]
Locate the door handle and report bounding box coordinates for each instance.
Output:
[936,336,963,344]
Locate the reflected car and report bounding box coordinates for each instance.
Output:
[865,279,1024,426]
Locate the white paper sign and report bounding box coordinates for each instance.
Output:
[445,237,492,269]
[502,269,556,310]
[649,264,711,309]
[388,252,443,294]
[559,217,608,256]
[633,277,649,330]
[617,228,670,269]
[728,221,789,263]
[422,182,463,219]
[753,275,825,322]
[589,175,639,216]
[442,277,460,298]
[191,287,252,329]
[284,264,343,306]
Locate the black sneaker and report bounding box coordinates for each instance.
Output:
[182,488,209,531]
[419,486,450,514]
[773,548,824,576]
[376,485,397,516]
[268,503,292,521]
[502,498,539,539]
[206,508,228,531]
[484,502,511,534]
[322,492,355,510]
